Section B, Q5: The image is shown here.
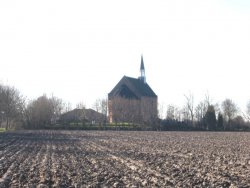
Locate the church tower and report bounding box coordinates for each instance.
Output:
[108,54,157,124]
[140,55,146,83]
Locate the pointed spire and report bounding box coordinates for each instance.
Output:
[140,55,146,83]
[140,55,145,71]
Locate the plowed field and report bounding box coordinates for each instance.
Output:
[0,130,250,187]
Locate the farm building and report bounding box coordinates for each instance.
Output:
[108,56,158,124]
[59,108,106,124]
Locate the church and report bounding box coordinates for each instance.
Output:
[108,56,158,124]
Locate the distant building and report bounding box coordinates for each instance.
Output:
[108,56,158,124]
[60,108,106,124]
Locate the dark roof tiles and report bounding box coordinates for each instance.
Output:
[108,76,157,99]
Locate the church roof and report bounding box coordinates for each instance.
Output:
[108,76,157,99]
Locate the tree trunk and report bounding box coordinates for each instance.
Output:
[6,117,9,130]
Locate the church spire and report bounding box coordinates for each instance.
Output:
[140,55,145,70]
[140,55,146,83]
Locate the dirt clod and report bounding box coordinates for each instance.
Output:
[0,130,250,187]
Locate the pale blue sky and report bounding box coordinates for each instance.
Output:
[0,0,250,113]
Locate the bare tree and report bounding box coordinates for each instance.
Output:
[93,98,108,124]
[184,93,194,126]
[93,99,102,113]
[158,102,165,120]
[195,101,207,122]
[175,107,182,122]
[194,93,219,129]
[50,96,64,124]
[100,99,107,116]
[166,104,180,121]
[213,103,221,117]
[246,101,250,121]
[195,92,213,123]
[204,91,212,106]
[166,105,175,120]
[26,95,52,128]
[0,84,25,129]
[64,102,72,113]
[76,101,86,109]
[221,99,238,130]
[231,115,245,130]
[26,95,65,128]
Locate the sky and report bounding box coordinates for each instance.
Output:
[0,0,250,113]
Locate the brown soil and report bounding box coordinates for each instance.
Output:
[0,130,250,187]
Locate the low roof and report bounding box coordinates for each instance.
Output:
[60,108,106,122]
[108,76,157,99]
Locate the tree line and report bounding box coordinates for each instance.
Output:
[0,83,107,130]
[1,83,250,131]
[159,93,250,131]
